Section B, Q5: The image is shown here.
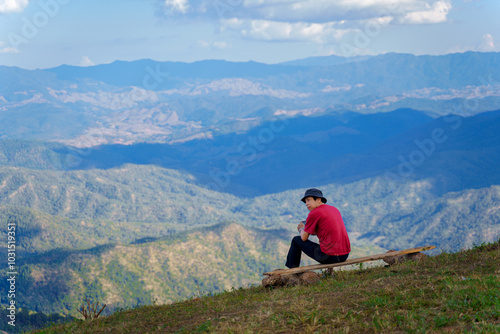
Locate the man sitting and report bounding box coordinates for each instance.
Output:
[286,188,351,268]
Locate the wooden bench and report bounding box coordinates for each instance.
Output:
[263,245,436,276]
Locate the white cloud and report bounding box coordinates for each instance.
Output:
[0,0,29,14]
[198,40,229,49]
[0,41,20,53]
[80,56,95,67]
[160,0,453,23]
[0,46,20,53]
[480,33,495,51]
[223,19,351,43]
[163,0,190,14]
[159,0,454,43]
[447,33,497,54]
[402,1,452,24]
[213,41,228,48]
[235,1,453,25]
[232,0,400,24]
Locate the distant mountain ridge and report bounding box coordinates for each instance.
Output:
[46,59,302,86]
[1,52,500,146]
[1,108,499,197]
[43,51,500,88]
[279,54,372,66]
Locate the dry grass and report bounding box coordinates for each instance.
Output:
[31,240,500,333]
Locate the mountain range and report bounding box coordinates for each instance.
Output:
[0,52,499,318]
[1,52,499,147]
[1,108,499,197]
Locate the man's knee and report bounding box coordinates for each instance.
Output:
[292,235,302,244]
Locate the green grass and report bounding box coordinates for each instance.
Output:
[30,239,500,333]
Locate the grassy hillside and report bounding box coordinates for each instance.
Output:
[1,222,383,316]
[1,164,498,255]
[0,205,183,256]
[0,163,438,232]
[361,185,500,252]
[0,164,236,225]
[32,239,500,333]
[0,164,435,247]
[0,140,68,170]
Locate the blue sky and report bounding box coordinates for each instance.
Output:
[0,0,499,69]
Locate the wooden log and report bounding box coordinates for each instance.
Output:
[263,245,436,276]
[262,271,321,287]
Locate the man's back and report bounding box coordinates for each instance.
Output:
[305,204,351,256]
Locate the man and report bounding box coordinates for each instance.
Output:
[286,188,351,268]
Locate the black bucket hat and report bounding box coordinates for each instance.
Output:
[301,188,327,203]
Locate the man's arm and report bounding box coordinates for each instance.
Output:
[297,222,310,241]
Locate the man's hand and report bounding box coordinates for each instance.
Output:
[297,221,305,232]
[297,221,310,241]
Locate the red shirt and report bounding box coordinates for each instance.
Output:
[304,204,351,256]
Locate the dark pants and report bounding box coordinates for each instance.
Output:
[286,236,349,268]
